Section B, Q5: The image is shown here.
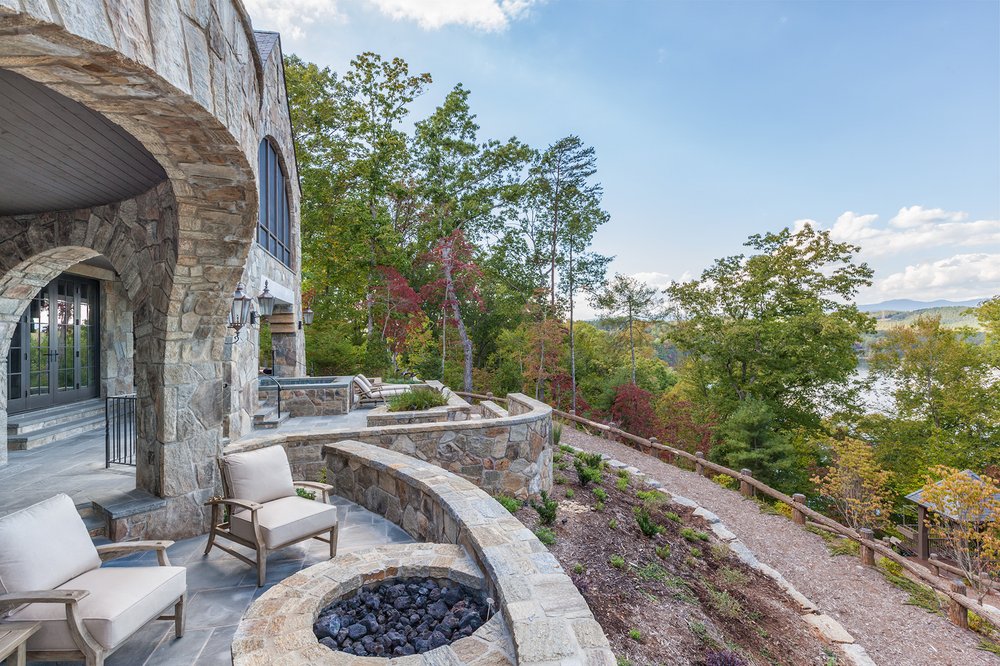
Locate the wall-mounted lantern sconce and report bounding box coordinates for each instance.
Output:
[229,283,253,341]
[257,280,275,319]
[303,306,314,326]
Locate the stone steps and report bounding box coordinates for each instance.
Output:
[7,412,106,451]
[7,398,105,435]
[77,502,107,539]
[253,406,289,430]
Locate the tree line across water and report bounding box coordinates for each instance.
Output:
[286,53,1000,588]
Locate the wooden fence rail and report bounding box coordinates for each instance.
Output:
[454,391,1000,632]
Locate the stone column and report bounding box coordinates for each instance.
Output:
[272,331,298,377]
[0,358,7,467]
[100,278,134,397]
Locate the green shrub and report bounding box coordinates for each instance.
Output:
[576,451,605,468]
[681,527,710,542]
[710,543,731,560]
[616,476,629,492]
[572,562,584,574]
[608,518,618,529]
[775,502,794,519]
[708,588,743,618]
[618,469,630,479]
[628,628,642,641]
[711,473,737,490]
[555,475,568,485]
[553,421,563,446]
[386,388,448,412]
[559,444,575,454]
[575,458,603,486]
[690,547,703,558]
[593,488,608,502]
[532,491,558,525]
[828,538,860,557]
[634,506,663,538]
[295,487,316,500]
[876,556,903,577]
[638,562,669,581]
[719,566,749,586]
[565,488,575,499]
[494,495,521,514]
[664,510,682,523]
[636,490,668,506]
[594,501,605,511]
[656,544,671,559]
[534,527,556,546]
[609,554,626,569]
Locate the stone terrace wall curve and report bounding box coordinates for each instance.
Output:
[325,439,615,666]
[227,393,554,499]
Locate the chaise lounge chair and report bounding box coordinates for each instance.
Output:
[0,494,186,666]
[204,445,339,586]
[352,374,414,405]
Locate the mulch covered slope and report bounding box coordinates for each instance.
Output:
[511,450,839,666]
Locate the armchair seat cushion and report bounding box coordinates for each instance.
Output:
[12,565,186,651]
[231,496,338,549]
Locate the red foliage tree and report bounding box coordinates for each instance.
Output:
[656,396,716,455]
[610,383,661,440]
[374,266,423,358]
[420,230,484,391]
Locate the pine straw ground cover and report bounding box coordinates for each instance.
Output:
[500,450,842,666]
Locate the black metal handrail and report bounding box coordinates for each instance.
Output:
[105,393,136,467]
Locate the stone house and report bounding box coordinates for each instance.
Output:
[0,0,305,537]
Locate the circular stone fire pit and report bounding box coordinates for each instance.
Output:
[314,577,491,657]
[233,544,514,665]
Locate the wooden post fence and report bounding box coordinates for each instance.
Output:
[740,469,755,498]
[859,528,876,566]
[791,493,807,525]
[695,451,705,477]
[949,580,969,630]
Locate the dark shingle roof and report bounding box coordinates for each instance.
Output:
[254,31,280,63]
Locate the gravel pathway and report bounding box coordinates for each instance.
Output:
[562,427,1000,666]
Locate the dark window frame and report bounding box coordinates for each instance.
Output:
[257,138,292,267]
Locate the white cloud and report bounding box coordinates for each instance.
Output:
[819,206,1000,257]
[244,0,538,39]
[874,253,1000,301]
[631,271,676,290]
[243,0,343,40]
[365,0,540,31]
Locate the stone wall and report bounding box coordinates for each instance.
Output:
[365,389,472,427]
[227,393,553,500]
[281,385,352,417]
[323,440,615,665]
[100,277,134,397]
[0,0,304,539]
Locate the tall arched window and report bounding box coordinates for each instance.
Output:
[257,138,291,267]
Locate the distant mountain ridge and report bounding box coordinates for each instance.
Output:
[858,298,987,313]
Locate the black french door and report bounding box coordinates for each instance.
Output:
[6,275,100,413]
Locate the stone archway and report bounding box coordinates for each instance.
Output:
[0,1,268,536]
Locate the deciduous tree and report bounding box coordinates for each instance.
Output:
[594,274,663,385]
[811,436,893,531]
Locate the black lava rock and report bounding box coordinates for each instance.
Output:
[347,623,367,640]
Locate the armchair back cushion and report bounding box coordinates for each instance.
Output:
[222,445,295,504]
[354,375,374,394]
[0,493,101,600]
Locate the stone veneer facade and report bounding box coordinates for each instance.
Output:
[0,0,304,536]
[228,393,554,500]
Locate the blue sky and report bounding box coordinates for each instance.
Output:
[248,0,1000,309]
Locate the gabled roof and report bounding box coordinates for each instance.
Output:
[254,31,280,63]
[905,470,998,522]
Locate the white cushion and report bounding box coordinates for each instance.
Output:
[223,446,295,505]
[231,496,338,549]
[0,494,101,597]
[354,375,375,393]
[12,565,186,651]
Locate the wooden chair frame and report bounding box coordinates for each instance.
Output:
[203,459,338,586]
[0,541,184,666]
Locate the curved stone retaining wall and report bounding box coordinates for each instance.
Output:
[227,393,553,499]
[323,440,615,665]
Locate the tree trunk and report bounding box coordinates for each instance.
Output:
[629,304,636,384]
[569,240,577,412]
[441,243,473,392]
[535,308,547,401]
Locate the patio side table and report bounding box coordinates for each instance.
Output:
[0,623,39,666]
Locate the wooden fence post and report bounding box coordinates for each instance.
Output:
[929,553,941,577]
[859,528,876,566]
[948,580,969,630]
[791,493,807,525]
[739,469,754,498]
[695,451,705,476]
